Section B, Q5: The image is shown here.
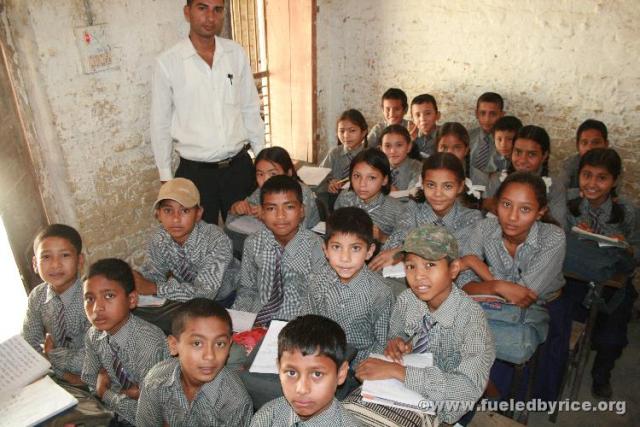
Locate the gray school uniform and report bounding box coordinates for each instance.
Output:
[232,227,324,319]
[303,264,394,365]
[320,144,365,181]
[82,314,170,425]
[368,118,411,149]
[250,397,358,427]
[390,158,422,190]
[413,127,438,158]
[22,278,90,378]
[566,197,640,264]
[389,286,495,424]
[136,358,253,427]
[384,200,482,250]
[485,171,567,229]
[458,217,566,300]
[227,182,320,229]
[560,153,581,200]
[139,221,235,301]
[469,127,498,173]
[334,191,402,236]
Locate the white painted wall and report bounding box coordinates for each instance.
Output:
[316,0,640,197]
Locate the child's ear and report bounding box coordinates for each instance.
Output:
[436,111,441,121]
[449,259,462,280]
[366,242,376,261]
[167,335,179,357]
[322,241,330,259]
[337,361,349,386]
[32,255,38,274]
[195,206,204,221]
[536,206,549,221]
[128,290,138,310]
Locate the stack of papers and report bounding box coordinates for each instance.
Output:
[361,353,435,414]
[311,221,326,235]
[571,226,629,249]
[249,320,288,374]
[383,262,405,278]
[389,189,411,199]
[137,295,166,307]
[297,166,331,186]
[226,216,263,235]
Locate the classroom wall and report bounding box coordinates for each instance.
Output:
[1,0,191,263]
[316,0,640,199]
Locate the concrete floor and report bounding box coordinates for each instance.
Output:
[526,319,639,426]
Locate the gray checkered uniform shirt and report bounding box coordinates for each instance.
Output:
[320,144,365,181]
[567,196,640,264]
[334,191,402,236]
[232,227,324,319]
[384,200,482,250]
[139,221,235,301]
[303,264,394,365]
[390,158,422,191]
[458,217,566,299]
[413,127,438,158]
[82,314,170,425]
[250,397,359,427]
[22,278,90,377]
[389,286,495,424]
[136,358,252,427]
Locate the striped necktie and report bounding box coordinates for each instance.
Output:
[390,168,400,187]
[588,208,602,234]
[473,133,491,170]
[412,315,436,354]
[341,151,354,178]
[176,247,196,283]
[53,295,68,348]
[108,338,133,389]
[254,246,285,327]
[433,218,446,227]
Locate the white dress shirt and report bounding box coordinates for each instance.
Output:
[151,36,264,181]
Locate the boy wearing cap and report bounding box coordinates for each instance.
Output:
[134,178,237,307]
[355,225,495,425]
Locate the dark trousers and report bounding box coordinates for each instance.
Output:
[175,151,255,224]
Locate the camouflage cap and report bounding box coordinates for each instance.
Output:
[154,178,200,209]
[397,224,459,261]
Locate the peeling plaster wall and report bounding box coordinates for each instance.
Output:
[316,0,640,200]
[3,0,190,263]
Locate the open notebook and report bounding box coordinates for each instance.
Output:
[0,335,77,426]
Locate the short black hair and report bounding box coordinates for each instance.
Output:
[476,92,504,111]
[278,314,347,370]
[260,175,303,205]
[576,119,608,144]
[33,224,82,254]
[379,123,411,147]
[84,258,135,294]
[381,88,408,112]
[325,207,374,246]
[493,116,523,134]
[171,298,232,337]
[411,93,438,112]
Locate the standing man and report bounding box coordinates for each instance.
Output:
[151,0,264,224]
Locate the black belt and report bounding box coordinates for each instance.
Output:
[180,144,250,169]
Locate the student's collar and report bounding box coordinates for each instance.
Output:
[332,263,368,287]
[181,35,226,60]
[427,199,460,226]
[341,143,364,156]
[289,398,341,425]
[582,195,613,216]
[97,313,132,344]
[45,278,81,303]
[429,285,463,328]
[268,225,303,250]
[357,192,384,209]
[496,220,541,251]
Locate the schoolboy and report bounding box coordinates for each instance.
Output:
[232,175,324,324]
[469,92,505,174]
[562,119,609,199]
[134,177,236,303]
[489,115,523,173]
[250,314,358,426]
[410,94,441,158]
[82,258,170,426]
[304,207,394,365]
[22,224,90,384]
[368,88,412,148]
[380,124,422,191]
[355,225,495,425]
[136,298,253,426]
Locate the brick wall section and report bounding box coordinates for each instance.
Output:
[316,0,640,202]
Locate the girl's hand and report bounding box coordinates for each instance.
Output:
[384,337,412,363]
[408,121,418,140]
[372,225,388,243]
[328,179,343,194]
[576,221,593,232]
[230,200,252,215]
[496,281,538,308]
[369,248,400,271]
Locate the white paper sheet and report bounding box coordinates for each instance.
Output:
[137,295,167,307]
[0,335,50,399]
[249,320,288,374]
[226,309,258,333]
[383,262,406,278]
[311,221,326,235]
[571,226,629,249]
[226,216,264,235]
[297,166,332,186]
[389,189,411,199]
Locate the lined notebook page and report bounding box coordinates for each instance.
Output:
[0,335,50,399]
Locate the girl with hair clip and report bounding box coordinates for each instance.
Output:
[458,171,567,401]
[334,148,402,244]
[370,152,482,272]
[564,147,638,398]
[483,125,567,228]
